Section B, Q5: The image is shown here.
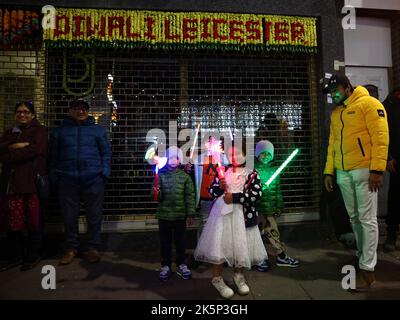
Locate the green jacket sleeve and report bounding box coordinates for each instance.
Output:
[276,176,283,210]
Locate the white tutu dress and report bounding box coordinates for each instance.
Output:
[194,167,268,269]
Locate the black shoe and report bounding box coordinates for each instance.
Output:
[0,258,23,272]
[20,257,41,271]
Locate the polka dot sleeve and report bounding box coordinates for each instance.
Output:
[208,174,224,198]
[232,170,263,204]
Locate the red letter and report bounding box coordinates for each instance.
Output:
[229,20,243,42]
[183,18,197,40]
[245,20,261,40]
[200,18,211,39]
[213,19,228,41]
[144,17,156,40]
[291,22,305,44]
[86,16,95,37]
[54,15,70,37]
[73,15,84,37]
[263,21,273,42]
[108,16,124,37]
[126,16,141,39]
[87,16,106,37]
[165,19,180,40]
[274,22,289,41]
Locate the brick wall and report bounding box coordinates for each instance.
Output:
[45,48,320,217]
[0,50,46,133]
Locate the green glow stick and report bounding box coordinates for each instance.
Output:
[265,148,299,187]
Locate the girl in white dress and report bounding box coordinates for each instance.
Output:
[194,146,268,299]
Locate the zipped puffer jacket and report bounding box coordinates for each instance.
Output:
[255,161,283,216]
[155,168,196,221]
[49,116,111,185]
[324,86,389,175]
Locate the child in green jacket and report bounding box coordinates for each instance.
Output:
[152,146,196,281]
[254,140,300,270]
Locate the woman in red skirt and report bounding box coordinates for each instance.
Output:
[0,101,48,271]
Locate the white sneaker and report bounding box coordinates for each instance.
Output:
[211,277,234,299]
[233,273,250,295]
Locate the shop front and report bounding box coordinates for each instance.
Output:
[1,2,342,231]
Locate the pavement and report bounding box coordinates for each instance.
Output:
[0,222,400,300]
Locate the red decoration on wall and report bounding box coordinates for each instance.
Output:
[0,7,40,49]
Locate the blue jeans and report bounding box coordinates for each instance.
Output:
[58,176,104,251]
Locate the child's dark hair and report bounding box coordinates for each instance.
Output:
[15,100,35,115]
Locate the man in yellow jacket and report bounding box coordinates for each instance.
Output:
[323,74,389,291]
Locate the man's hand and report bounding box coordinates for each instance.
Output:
[8,142,30,150]
[187,217,194,227]
[223,192,233,204]
[369,172,383,192]
[324,175,334,192]
[387,159,397,174]
[275,209,283,217]
[219,177,227,191]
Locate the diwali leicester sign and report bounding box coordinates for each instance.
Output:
[43,8,318,53]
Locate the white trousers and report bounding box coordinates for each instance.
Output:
[336,168,378,272]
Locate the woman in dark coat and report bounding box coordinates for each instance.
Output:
[0,101,48,271]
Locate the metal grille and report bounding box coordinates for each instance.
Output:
[2,48,320,221]
[46,49,320,218]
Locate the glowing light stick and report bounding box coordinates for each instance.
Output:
[228,128,234,141]
[244,172,258,191]
[153,155,160,201]
[145,144,167,201]
[208,137,225,178]
[228,128,236,172]
[265,149,299,188]
[189,123,201,160]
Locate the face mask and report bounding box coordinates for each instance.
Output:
[258,152,272,165]
[332,91,347,105]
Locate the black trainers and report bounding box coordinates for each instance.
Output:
[176,264,192,280]
[159,266,172,282]
[276,255,300,267]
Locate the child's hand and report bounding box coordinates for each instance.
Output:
[152,185,160,194]
[223,193,233,204]
[187,217,194,227]
[219,177,227,191]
